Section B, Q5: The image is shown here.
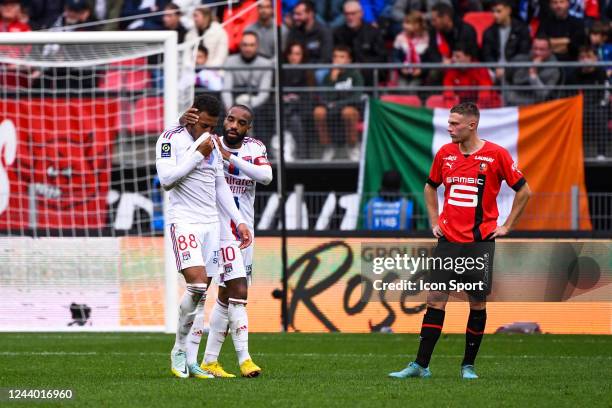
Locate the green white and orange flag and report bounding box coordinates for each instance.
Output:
[359,95,592,230]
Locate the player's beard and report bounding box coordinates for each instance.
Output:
[223,128,246,147]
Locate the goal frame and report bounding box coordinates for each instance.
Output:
[0,31,179,333]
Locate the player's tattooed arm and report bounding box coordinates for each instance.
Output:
[492,182,532,238]
[424,183,443,238]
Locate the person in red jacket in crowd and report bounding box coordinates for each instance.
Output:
[443,43,501,108]
[0,0,30,33]
[0,0,31,86]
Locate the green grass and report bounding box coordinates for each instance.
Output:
[1,333,611,407]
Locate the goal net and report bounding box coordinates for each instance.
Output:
[0,31,195,332]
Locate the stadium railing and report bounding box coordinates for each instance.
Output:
[193,61,611,162]
[251,190,612,233]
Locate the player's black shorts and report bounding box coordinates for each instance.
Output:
[426,236,495,301]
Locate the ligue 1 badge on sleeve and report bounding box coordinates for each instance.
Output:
[161,143,171,157]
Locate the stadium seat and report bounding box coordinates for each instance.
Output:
[425,94,459,109]
[98,71,122,90]
[380,94,422,107]
[99,70,150,91]
[129,97,163,134]
[463,12,495,47]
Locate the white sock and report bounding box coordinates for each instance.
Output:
[173,283,207,356]
[204,300,229,364]
[186,289,207,365]
[228,298,250,364]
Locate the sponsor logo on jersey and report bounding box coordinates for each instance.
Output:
[161,143,171,157]
[182,251,190,261]
[474,155,494,163]
[446,176,485,185]
[443,155,457,161]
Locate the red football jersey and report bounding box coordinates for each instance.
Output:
[427,141,526,243]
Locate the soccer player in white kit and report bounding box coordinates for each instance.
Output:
[156,95,252,379]
[180,104,272,377]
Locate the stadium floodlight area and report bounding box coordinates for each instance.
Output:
[0,31,197,332]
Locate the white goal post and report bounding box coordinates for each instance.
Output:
[0,31,190,332]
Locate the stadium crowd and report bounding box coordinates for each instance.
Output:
[1,0,611,159]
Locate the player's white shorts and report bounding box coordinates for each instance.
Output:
[217,239,253,286]
[169,222,220,277]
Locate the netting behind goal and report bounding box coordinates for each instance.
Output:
[0,32,193,331]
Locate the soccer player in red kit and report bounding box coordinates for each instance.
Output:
[389,102,531,379]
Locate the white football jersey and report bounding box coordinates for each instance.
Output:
[219,137,269,240]
[155,125,223,224]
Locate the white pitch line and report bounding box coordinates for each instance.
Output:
[1,351,611,360]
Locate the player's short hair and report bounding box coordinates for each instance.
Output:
[491,0,513,8]
[432,2,454,18]
[450,102,480,121]
[295,0,315,13]
[229,104,254,124]
[192,94,222,117]
[197,44,208,56]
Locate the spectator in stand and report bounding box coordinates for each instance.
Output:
[422,2,478,84]
[333,0,386,86]
[282,41,316,158]
[49,0,98,31]
[507,36,562,105]
[245,0,287,58]
[568,45,609,158]
[0,0,30,32]
[193,7,228,67]
[392,11,429,86]
[313,45,364,161]
[162,3,190,43]
[222,32,274,142]
[443,43,500,107]
[121,0,168,31]
[95,0,125,31]
[536,0,586,61]
[588,21,609,61]
[0,0,31,87]
[28,0,63,29]
[287,0,333,63]
[482,0,531,84]
[195,45,223,91]
[363,170,414,231]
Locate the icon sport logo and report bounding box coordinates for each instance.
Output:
[161,143,171,157]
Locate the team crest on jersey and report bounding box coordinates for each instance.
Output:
[479,162,488,171]
[182,251,191,261]
[161,143,171,157]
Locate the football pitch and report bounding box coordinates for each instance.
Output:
[1,333,611,407]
